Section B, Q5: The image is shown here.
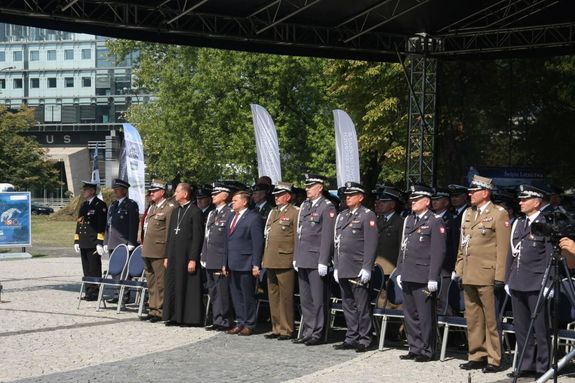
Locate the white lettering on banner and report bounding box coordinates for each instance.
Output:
[334,109,360,188]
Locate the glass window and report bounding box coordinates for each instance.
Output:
[13,78,23,89]
[65,77,74,88]
[82,77,92,87]
[47,50,56,60]
[0,79,5,89]
[81,49,91,59]
[30,50,39,61]
[47,78,57,88]
[64,49,74,60]
[0,52,5,62]
[30,78,40,88]
[13,51,22,61]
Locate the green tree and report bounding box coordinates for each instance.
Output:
[0,105,60,190]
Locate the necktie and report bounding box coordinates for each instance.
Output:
[524,218,530,231]
[229,212,239,234]
[414,215,419,224]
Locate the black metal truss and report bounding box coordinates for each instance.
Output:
[0,0,573,60]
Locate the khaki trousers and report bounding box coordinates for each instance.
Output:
[463,284,501,366]
[267,268,295,336]
[143,257,166,318]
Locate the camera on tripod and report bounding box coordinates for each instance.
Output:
[531,210,575,244]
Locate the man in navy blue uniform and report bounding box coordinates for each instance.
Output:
[222,190,264,336]
[332,182,378,352]
[396,184,446,362]
[505,185,552,379]
[292,173,337,346]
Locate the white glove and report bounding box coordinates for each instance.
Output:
[397,275,402,290]
[292,261,298,272]
[318,264,328,277]
[73,244,80,253]
[544,286,554,300]
[200,260,206,268]
[103,245,109,254]
[358,269,371,284]
[451,271,459,281]
[127,245,135,252]
[427,280,438,293]
[334,269,339,284]
[504,284,510,296]
[96,245,104,256]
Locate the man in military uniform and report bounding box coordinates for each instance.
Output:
[104,178,140,303]
[262,182,299,340]
[201,182,235,331]
[332,182,378,352]
[196,184,215,225]
[251,183,273,221]
[431,187,458,314]
[293,173,336,346]
[453,175,510,373]
[74,181,107,301]
[505,185,552,379]
[141,179,176,322]
[449,184,469,228]
[396,184,446,362]
[374,186,404,276]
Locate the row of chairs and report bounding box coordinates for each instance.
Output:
[77,244,148,316]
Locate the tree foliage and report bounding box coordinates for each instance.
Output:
[0,105,60,190]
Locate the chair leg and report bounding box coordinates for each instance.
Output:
[116,286,125,314]
[204,294,211,327]
[96,284,105,312]
[77,282,85,309]
[297,314,304,339]
[512,339,518,370]
[379,317,388,351]
[440,324,449,361]
[137,288,146,317]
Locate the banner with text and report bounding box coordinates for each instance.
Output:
[251,104,282,184]
[122,123,146,214]
[334,109,360,188]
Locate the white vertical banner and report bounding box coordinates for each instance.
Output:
[334,109,360,188]
[251,104,282,184]
[122,123,146,214]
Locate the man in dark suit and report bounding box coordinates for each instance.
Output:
[293,173,336,346]
[396,184,446,362]
[374,187,404,276]
[449,184,469,230]
[222,190,264,336]
[74,181,107,301]
[251,183,273,221]
[201,182,235,331]
[431,187,458,315]
[196,184,215,225]
[505,185,552,379]
[332,182,378,352]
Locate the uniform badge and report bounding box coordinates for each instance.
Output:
[439,227,445,234]
[504,221,510,227]
[482,217,493,222]
[369,220,375,227]
[329,212,335,218]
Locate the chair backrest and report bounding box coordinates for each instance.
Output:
[445,279,465,315]
[369,264,384,304]
[107,244,129,278]
[126,245,144,279]
[385,269,403,306]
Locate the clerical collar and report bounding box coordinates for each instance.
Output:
[310,196,322,207]
[526,210,541,224]
[180,200,192,207]
[256,201,267,210]
[384,211,395,221]
[117,196,126,205]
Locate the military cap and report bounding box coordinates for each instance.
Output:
[81,180,98,189]
[467,175,493,191]
[337,186,347,199]
[304,173,327,186]
[343,181,366,195]
[272,182,293,195]
[211,181,231,195]
[517,184,546,199]
[448,184,468,195]
[409,184,434,200]
[432,187,451,200]
[112,178,130,189]
[252,183,271,192]
[148,178,166,191]
[377,186,403,203]
[225,180,249,193]
[196,184,213,198]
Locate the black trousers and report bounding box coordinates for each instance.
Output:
[298,268,328,341]
[229,271,257,329]
[80,248,102,297]
[403,281,437,358]
[339,278,372,346]
[207,269,233,328]
[511,289,550,373]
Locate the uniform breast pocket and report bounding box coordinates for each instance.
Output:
[155,216,166,226]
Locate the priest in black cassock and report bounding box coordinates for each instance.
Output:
[163,183,204,326]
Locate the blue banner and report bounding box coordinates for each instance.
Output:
[0,192,31,247]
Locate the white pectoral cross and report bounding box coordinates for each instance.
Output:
[174,226,181,235]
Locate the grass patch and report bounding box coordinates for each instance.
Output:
[31,253,49,258]
[31,215,76,247]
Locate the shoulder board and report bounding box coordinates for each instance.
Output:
[293,206,300,211]
[168,203,175,207]
[362,207,372,213]
[325,200,332,206]
[495,205,505,211]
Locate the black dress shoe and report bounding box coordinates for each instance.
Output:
[277,335,292,341]
[140,315,153,321]
[459,360,486,370]
[106,297,119,304]
[205,325,220,331]
[149,316,162,323]
[399,352,418,360]
[355,344,371,353]
[164,321,178,327]
[414,355,432,362]
[292,337,310,344]
[304,338,322,346]
[264,333,280,339]
[481,364,499,373]
[333,342,357,350]
[506,370,535,378]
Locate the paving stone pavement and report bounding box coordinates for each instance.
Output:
[1,257,574,383]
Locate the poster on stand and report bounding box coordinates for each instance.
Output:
[0,192,31,247]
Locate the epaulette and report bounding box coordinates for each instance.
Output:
[495,205,505,211]
[168,202,175,207]
[325,199,333,206]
